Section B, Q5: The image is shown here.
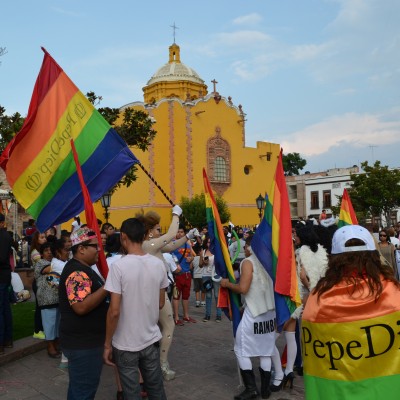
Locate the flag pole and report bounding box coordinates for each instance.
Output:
[137,162,193,228]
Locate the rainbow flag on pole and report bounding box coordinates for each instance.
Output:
[203,168,241,336]
[252,150,301,331]
[337,188,358,228]
[302,280,400,399]
[0,48,138,232]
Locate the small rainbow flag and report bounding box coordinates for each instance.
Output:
[302,280,400,399]
[203,168,241,336]
[252,150,301,331]
[0,48,138,232]
[338,188,358,228]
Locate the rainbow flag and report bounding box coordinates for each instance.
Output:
[0,48,138,232]
[337,188,358,228]
[252,150,301,331]
[302,280,400,399]
[203,168,241,336]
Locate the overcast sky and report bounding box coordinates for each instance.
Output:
[1,0,399,173]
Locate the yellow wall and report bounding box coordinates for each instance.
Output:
[103,95,280,230]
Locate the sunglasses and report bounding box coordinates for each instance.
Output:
[379,234,387,237]
[83,243,100,249]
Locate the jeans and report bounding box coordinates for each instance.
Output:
[0,283,12,345]
[203,278,221,318]
[113,342,167,400]
[63,346,104,400]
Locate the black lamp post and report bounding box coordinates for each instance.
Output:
[256,194,264,222]
[100,191,112,223]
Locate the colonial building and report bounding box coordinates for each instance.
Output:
[97,43,280,228]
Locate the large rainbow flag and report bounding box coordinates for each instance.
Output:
[252,150,301,331]
[203,168,241,336]
[302,279,400,399]
[337,188,358,228]
[0,48,138,232]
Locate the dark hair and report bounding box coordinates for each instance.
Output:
[74,216,81,224]
[314,239,400,301]
[52,238,68,258]
[39,242,52,256]
[120,218,145,244]
[102,223,115,232]
[105,233,122,254]
[31,232,46,253]
[178,224,187,233]
[245,234,254,246]
[296,225,319,253]
[313,224,337,254]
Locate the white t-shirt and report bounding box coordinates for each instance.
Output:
[192,255,202,279]
[162,253,178,282]
[51,258,67,274]
[105,253,168,352]
[71,220,81,232]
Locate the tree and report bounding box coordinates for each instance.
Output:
[0,106,24,153]
[180,192,231,229]
[349,161,400,227]
[282,152,307,176]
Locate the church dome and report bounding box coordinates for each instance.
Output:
[143,43,208,103]
[146,43,205,86]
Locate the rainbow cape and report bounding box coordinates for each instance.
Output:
[302,279,400,399]
[203,168,241,336]
[0,48,138,232]
[337,188,358,228]
[252,150,301,331]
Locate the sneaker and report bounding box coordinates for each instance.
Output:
[33,331,45,340]
[174,319,184,326]
[203,316,210,322]
[183,316,197,323]
[200,302,206,307]
[216,316,222,323]
[195,301,200,307]
[161,361,176,381]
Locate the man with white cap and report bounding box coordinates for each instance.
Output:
[302,225,400,399]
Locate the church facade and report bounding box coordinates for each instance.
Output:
[100,43,280,228]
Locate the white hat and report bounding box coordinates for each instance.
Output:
[331,225,376,254]
[212,274,222,282]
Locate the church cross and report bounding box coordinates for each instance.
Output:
[211,79,218,93]
[170,22,179,43]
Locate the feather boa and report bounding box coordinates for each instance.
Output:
[299,244,328,291]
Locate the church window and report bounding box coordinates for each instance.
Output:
[214,157,227,182]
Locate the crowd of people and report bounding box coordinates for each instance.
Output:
[1,209,400,399]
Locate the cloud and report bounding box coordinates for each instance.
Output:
[232,13,263,26]
[51,7,82,18]
[281,111,400,157]
[215,30,271,48]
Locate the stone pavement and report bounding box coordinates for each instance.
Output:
[0,302,304,399]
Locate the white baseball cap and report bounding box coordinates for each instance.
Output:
[331,225,376,254]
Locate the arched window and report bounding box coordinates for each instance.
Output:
[207,127,231,196]
[214,157,227,182]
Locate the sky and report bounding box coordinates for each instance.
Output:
[1,0,399,173]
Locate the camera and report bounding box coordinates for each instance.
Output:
[204,256,209,261]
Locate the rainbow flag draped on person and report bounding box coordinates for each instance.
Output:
[203,168,241,336]
[302,280,400,399]
[252,150,301,331]
[337,188,358,228]
[0,48,138,232]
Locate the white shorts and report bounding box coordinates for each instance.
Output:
[234,307,276,357]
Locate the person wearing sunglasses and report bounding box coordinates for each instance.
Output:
[378,229,396,271]
[59,227,109,400]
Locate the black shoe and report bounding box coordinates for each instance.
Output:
[282,372,295,389]
[234,369,259,400]
[258,367,271,399]
[269,380,282,392]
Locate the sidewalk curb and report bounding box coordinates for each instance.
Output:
[0,336,47,367]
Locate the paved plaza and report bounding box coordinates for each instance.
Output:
[0,300,304,400]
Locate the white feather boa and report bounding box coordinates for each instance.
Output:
[299,244,329,291]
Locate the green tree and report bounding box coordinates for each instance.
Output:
[282,152,307,176]
[0,106,24,153]
[180,192,231,229]
[349,161,400,227]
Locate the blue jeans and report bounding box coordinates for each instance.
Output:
[0,283,12,345]
[113,342,167,400]
[203,278,221,318]
[63,346,104,400]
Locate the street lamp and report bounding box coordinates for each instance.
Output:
[100,191,112,223]
[256,194,264,222]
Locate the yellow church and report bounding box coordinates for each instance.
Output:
[95,42,280,229]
